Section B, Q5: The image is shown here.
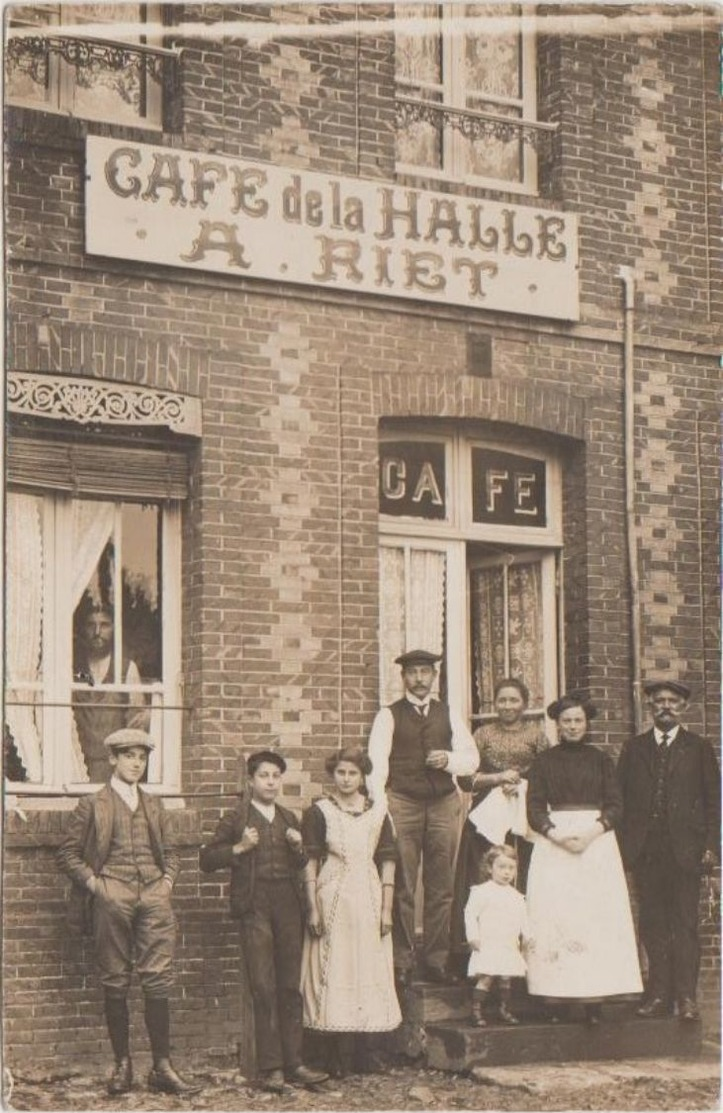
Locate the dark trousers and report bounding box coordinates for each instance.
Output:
[239,879,304,1074]
[387,789,461,972]
[634,832,702,1004]
[94,875,176,997]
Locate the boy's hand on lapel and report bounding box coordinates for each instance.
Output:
[233,826,259,855]
[285,828,303,852]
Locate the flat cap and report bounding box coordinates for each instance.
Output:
[247,749,287,775]
[103,728,155,752]
[643,679,691,700]
[394,649,442,668]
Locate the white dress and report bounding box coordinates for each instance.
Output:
[464,881,529,978]
[301,796,402,1032]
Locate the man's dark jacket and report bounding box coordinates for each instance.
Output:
[56,784,180,933]
[199,794,306,917]
[617,727,721,870]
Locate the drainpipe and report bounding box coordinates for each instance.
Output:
[618,266,643,732]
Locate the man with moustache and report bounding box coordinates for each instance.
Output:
[367,650,478,986]
[617,680,720,1022]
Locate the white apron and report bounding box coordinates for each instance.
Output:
[526,809,643,999]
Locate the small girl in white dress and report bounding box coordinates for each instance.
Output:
[464,844,530,1027]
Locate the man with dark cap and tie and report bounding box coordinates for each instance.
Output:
[617,680,720,1022]
[367,650,478,986]
[200,750,328,1094]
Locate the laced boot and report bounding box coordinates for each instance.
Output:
[498,981,520,1025]
[471,987,489,1027]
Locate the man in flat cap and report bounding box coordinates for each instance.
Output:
[200,750,328,1094]
[367,650,478,985]
[617,680,720,1022]
[57,729,201,1096]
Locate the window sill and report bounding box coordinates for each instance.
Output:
[4,798,201,848]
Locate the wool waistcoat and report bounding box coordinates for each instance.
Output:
[387,699,455,800]
[101,791,163,884]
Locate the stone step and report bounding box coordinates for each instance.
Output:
[425,1014,703,1071]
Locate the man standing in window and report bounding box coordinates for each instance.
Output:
[367,650,478,986]
[57,728,202,1096]
[617,680,720,1022]
[73,605,148,782]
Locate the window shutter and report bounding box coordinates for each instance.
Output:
[7,436,189,500]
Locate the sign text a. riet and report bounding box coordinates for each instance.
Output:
[86,137,580,321]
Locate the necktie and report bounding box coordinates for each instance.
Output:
[416,704,427,717]
[660,732,669,748]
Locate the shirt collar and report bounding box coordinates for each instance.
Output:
[654,725,680,746]
[110,775,139,811]
[406,694,431,709]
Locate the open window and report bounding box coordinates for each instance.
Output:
[5,437,186,792]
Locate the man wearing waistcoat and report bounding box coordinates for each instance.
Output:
[367,650,478,986]
[199,750,329,1094]
[617,680,720,1022]
[57,728,201,1096]
[72,605,148,783]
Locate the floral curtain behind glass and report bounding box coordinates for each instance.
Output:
[471,560,543,716]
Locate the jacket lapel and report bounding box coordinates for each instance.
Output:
[139,790,164,867]
[638,729,658,776]
[93,786,114,868]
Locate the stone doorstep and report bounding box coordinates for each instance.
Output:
[425,1017,704,1071]
[470,1054,721,1095]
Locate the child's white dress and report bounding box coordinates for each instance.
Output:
[464,880,528,978]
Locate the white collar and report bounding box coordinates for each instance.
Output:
[654,725,680,746]
[110,775,139,812]
[406,694,431,709]
[250,799,276,822]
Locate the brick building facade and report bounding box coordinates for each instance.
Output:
[3,2,720,1074]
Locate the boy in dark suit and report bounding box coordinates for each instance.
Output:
[200,750,328,1094]
[617,680,720,1021]
[57,728,201,1096]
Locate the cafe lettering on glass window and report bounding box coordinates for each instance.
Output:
[379,442,446,519]
[472,448,546,527]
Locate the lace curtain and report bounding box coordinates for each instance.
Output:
[6,493,44,782]
[379,546,446,705]
[62,501,116,783]
[471,559,543,715]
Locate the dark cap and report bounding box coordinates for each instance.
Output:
[394,649,442,668]
[643,679,691,700]
[103,728,154,752]
[247,749,287,776]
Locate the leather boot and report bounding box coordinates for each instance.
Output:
[471,987,489,1027]
[107,1057,133,1095]
[498,983,519,1025]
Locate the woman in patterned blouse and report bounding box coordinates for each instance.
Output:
[449,678,549,977]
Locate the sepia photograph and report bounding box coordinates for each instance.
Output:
[2,1,721,1110]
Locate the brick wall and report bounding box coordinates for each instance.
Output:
[4,3,720,1071]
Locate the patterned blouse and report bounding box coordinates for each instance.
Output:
[458,719,549,799]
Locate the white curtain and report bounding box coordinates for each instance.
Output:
[6,494,44,782]
[379,546,446,705]
[60,500,115,784]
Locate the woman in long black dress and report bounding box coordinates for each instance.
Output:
[525,692,642,1023]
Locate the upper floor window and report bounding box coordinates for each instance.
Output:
[5,3,173,129]
[395,2,538,193]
